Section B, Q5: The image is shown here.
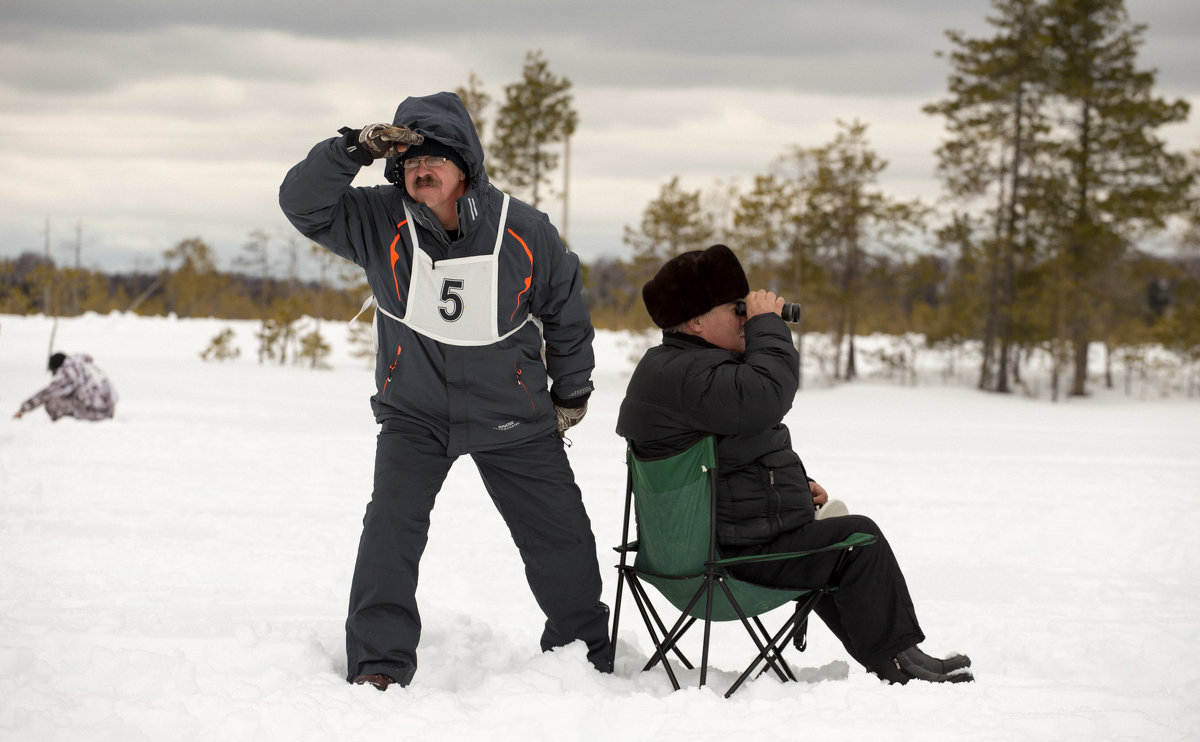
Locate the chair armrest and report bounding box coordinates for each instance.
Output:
[710,532,877,568]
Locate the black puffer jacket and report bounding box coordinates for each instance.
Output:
[616,314,815,546]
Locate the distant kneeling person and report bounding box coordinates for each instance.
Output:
[14,353,117,422]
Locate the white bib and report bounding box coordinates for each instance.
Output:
[382,194,532,346]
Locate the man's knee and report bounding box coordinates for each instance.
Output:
[363,496,434,534]
[813,512,882,541]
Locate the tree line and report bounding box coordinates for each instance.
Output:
[0,233,369,369]
[592,0,1200,399]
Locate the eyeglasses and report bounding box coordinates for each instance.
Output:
[402,156,451,170]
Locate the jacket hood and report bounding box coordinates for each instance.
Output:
[383,91,487,190]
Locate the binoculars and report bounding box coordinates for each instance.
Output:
[735,299,802,324]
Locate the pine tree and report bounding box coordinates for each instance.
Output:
[780,121,926,380]
[623,176,716,271]
[731,174,800,292]
[490,51,577,210]
[619,176,717,327]
[925,0,1050,392]
[1040,0,1192,396]
[730,172,814,386]
[455,73,491,151]
[237,229,275,364]
[162,237,220,318]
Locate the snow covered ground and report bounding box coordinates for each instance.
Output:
[1,312,1198,741]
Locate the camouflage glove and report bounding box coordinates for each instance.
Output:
[554,400,587,437]
[358,123,424,159]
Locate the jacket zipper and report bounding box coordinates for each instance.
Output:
[515,363,535,412]
[381,345,402,397]
[769,470,784,527]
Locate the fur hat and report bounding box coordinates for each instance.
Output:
[642,244,749,328]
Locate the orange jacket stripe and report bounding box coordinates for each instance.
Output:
[390,220,408,305]
[508,228,533,321]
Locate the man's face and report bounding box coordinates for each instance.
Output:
[404,157,467,214]
[693,301,747,354]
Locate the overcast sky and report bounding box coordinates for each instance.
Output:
[2,0,1197,278]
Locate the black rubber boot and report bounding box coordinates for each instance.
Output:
[868,656,911,685]
[895,647,974,683]
[898,645,972,674]
[870,647,974,685]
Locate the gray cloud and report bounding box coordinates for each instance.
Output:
[0,0,1195,273]
[2,1,990,95]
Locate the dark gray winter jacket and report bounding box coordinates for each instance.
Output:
[615,315,815,546]
[279,92,594,455]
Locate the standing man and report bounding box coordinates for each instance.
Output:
[616,244,972,685]
[14,352,116,422]
[279,92,611,690]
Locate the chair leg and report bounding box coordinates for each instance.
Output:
[640,599,696,671]
[755,613,809,683]
[699,579,716,689]
[752,615,796,682]
[753,601,812,681]
[726,614,801,698]
[723,588,824,698]
[611,569,626,652]
[642,615,697,672]
[642,579,712,673]
[614,567,696,669]
[626,575,682,691]
[630,574,696,672]
[716,579,790,686]
[613,568,697,675]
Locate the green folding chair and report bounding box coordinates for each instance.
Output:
[611,436,877,697]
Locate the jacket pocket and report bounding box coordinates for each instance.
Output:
[380,343,403,399]
[755,450,807,527]
[471,344,549,428]
[514,361,537,413]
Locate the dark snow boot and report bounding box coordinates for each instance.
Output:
[352,673,398,691]
[870,647,974,685]
[894,647,974,683]
[868,657,912,685]
[898,645,972,674]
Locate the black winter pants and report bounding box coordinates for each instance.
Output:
[723,514,925,668]
[345,421,612,685]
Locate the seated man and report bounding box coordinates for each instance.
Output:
[615,244,972,685]
[14,352,117,422]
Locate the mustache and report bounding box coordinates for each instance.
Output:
[414,174,441,188]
